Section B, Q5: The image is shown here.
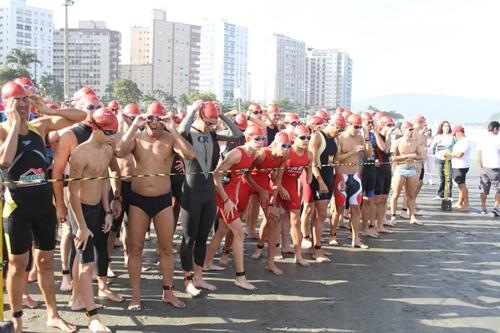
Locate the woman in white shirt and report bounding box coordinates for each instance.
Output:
[445,125,471,210]
[425,128,434,185]
[430,121,456,200]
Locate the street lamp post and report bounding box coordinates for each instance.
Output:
[63,0,75,100]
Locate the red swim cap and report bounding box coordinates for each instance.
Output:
[73,86,96,101]
[79,94,101,111]
[294,125,310,137]
[267,104,280,115]
[315,109,329,121]
[123,103,142,117]
[347,114,362,126]
[92,107,119,132]
[108,100,120,110]
[0,103,4,111]
[199,101,220,120]
[307,115,326,130]
[2,81,27,100]
[330,114,346,130]
[402,121,413,130]
[361,112,373,121]
[244,124,265,142]
[248,102,262,114]
[284,113,300,123]
[174,111,187,125]
[147,101,166,116]
[380,115,394,125]
[415,114,426,123]
[15,77,35,92]
[234,113,248,130]
[274,131,292,144]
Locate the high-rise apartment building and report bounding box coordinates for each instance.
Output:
[53,21,121,97]
[121,9,200,97]
[305,48,352,110]
[265,33,306,108]
[0,0,53,83]
[199,19,249,104]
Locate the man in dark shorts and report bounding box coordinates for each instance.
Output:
[447,125,471,211]
[476,121,500,215]
[68,107,121,333]
[0,81,86,333]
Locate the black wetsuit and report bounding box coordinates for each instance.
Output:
[311,131,337,201]
[178,111,242,272]
[374,134,392,195]
[1,124,56,255]
[361,131,377,198]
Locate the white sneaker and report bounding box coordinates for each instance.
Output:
[432,196,442,201]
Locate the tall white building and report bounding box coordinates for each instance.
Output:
[0,0,53,83]
[306,48,352,110]
[121,9,200,97]
[199,19,249,104]
[53,21,121,97]
[265,33,306,108]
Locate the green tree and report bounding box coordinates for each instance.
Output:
[112,79,142,106]
[272,97,297,113]
[188,91,217,102]
[5,48,41,69]
[178,93,191,109]
[38,74,64,102]
[385,110,404,120]
[0,66,31,86]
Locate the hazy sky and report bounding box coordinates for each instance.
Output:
[29,0,500,101]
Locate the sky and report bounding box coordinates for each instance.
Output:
[28,0,500,102]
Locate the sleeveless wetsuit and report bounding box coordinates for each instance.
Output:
[2,123,56,255]
[310,131,337,201]
[279,147,309,210]
[374,134,392,195]
[361,131,377,198]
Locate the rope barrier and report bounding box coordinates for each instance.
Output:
[0,159,425,186]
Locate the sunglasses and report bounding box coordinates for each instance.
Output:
[85,104,101,111]
[252,110,263,115]
[336,127,345,132]
[366,121,374,125]
[125,115,136,121]
[297,135,311,141]
[408,128,414,131]
[204,120,217,127]
[92,120,117,136]
[387,123,394,127]
[253,136,266,142]
[280,143,292,149]
[111,108,119,112]
[289,121,299,126]
[146,115,162,122]
[353,125,362,129]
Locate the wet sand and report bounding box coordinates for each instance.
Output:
[9,166,500,333]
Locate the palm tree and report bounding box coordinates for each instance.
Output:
[178,93,190,109]
[5,48,41,69]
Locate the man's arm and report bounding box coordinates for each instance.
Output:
[0,99,21,167]
[52,131,74,222]
[213,149,241,201]
[115,120,140,158]
[31,96,86,137]
[178,101,201,137]
[216,113,243,141]
[170,124,196,160]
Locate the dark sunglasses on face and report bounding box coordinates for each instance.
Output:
[93,120,116,136]
[298,135,311,141]
[387,123,394,127]
[408,128,414,131]
[252,110,263,115]
[366,121,374,125]
[125,115,136,121]
[289,121,299,126]
[146,115,162,122]
[204,120,217,127]
[253,136,266,142]
[353,125,362,129]
[336,127,345,132]
[111,108,119,112]
[280,143,292,149]
[85,104,101,111]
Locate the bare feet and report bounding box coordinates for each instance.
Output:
[234,276,257,291]
[362,229,379,238]
[69,298,103,311]
[185,281,201,298]
[22,294,39,309]
[352,242,369,249]
[265,263,283,276]
[410,217,423,226]
[376,227,392,234]
[60,273,72,292]
[162,290,186,309]
[47,315,77,333]
[312,249,331,263]
[294,256,310,267]
[98,287,124,303]
[203,263,226,271]
[219,252,230,267]
[251,246,263,260]
[400,210,410,219]
[193,277,217,291]
[88,317,111,333]
[127,297,142,311]
[328,236,340,246]
[386,216,397,226]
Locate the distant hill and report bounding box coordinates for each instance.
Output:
[352,94,500,124]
